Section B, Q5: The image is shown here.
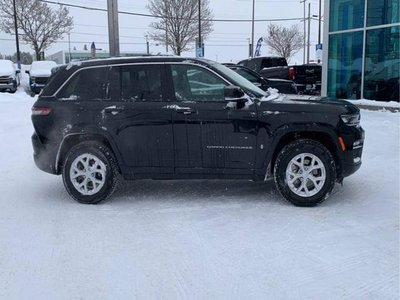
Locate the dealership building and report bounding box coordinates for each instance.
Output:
[322,0,399,101]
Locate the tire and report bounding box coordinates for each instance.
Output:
[274,139,336,207]
[62,141,119,204]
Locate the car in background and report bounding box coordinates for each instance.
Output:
[225,64,298,94]
[26,60,57,94]
[0,60,20,93]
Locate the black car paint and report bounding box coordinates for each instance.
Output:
[32,57,364,183]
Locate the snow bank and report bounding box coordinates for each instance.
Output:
[348,98,400,109]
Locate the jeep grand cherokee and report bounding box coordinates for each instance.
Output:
[31,57,364,206]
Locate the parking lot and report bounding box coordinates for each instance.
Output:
[0,90,398,299]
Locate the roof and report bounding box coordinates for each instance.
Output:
[66,56,204,69]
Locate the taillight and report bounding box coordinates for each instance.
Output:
[32,107,52,116]
[288,67,295,80]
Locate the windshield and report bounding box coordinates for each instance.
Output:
[205,60,266,98]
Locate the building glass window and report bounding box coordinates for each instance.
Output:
[367,0,400,27]
[327,31,364,99]
[364,26,400,101]
[330,0,365,32]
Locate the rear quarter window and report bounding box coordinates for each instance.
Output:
[57,67,110,101]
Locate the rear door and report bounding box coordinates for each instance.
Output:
[97,64,174,176]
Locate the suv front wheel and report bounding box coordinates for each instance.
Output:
[62,141,118,204]
[274,139,336,207]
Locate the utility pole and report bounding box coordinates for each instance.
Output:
[107,0,120,57]
[251,0,255,57]
[307,2,311,64]
[198,0,202,56]
[12,0,20,68]
[300,0,306,64]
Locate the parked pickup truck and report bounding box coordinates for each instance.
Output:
[238,56,289,79]
[31,57,364,207]
[288,64,321,95]
[238,56,321,95]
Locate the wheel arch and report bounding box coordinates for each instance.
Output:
[56,132,122,174]
[268,128,342,179]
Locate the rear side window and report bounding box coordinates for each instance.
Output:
[117,64,162,101]
[57,67,109,101]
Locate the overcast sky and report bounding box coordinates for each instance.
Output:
[0,0,324,64]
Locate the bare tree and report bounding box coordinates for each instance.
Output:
[0,0,73,60]
[147,0,213,55]
[265,24,303,61]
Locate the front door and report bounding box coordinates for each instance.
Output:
[167,63,258,176]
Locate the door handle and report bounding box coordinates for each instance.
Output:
[103,105,125,115]
[175,106,195,114]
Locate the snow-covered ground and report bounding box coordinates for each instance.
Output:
[0,85,399,299]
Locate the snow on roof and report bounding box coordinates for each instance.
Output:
[0,60,15,76]
[30,60,57,77]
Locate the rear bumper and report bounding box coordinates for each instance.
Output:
[32,132,59,175]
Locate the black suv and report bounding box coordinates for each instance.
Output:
[31,57,364,206]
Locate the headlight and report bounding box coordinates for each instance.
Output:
[341,113,360,127]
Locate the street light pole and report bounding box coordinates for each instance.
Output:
[12,0,21,67]
[300,0,306,64]
[318,0,322,45]
[68,33,72,63]
[145,35,150,55]
[251,0,255,57]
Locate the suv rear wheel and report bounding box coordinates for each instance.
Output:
[62,141,118,204]
[274,139,336,207]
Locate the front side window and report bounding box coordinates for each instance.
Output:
[118,64,162,101]
[58,67,109,100]
[171,64,227,101]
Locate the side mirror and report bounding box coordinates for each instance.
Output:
[16,69,20,74]
[25,70,30,74]
[224,85,246,102]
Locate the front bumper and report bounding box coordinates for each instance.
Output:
[339,126,365,178]
[0,83,15,90]
[32,132,59,175]
[30,83,46,94]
